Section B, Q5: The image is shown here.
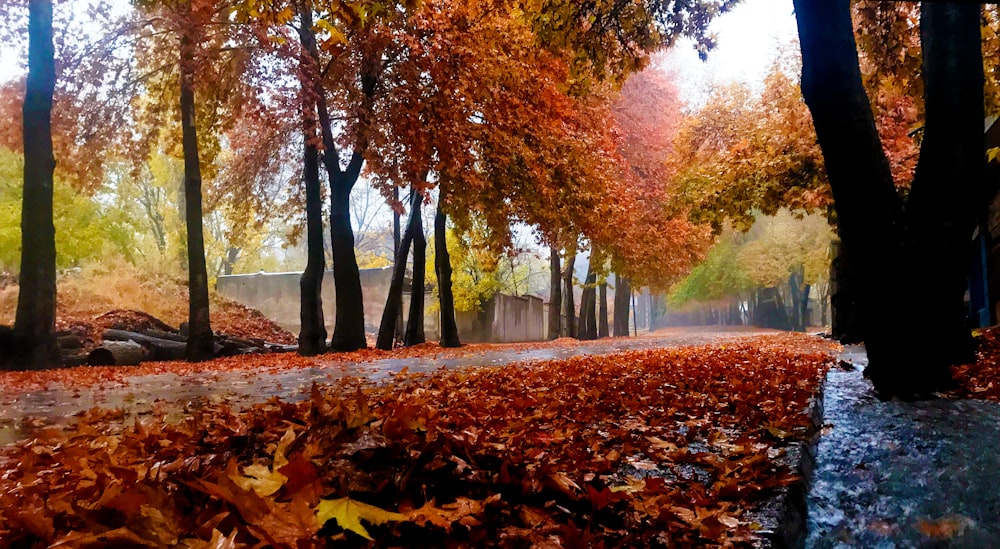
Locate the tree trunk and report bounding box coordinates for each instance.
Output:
[598,281,609,338]
[563,247,576,338]
[405,197,426,346]
[788,264,805,332]
[88,340,150,366]
[801,283,812,330]
[329,178,367,351]
[435,196,461,348]
[613,274,631,337]
[578,266,597,340]
[375,192,415,350]
[393,185,403,342]
[11,0,59,370]
[222,246,239,276]
[794,0,982,397]
[298,128,327,356]
[297,7,367,352]
[179,18,213,362]
[548,246,561,340]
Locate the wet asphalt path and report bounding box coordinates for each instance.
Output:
[0,327,775,445]
[806,346,1000,548]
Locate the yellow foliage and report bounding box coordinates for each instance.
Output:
[315,497,406,540]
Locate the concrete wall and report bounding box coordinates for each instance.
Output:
[217,272,547,343]
[217,268,395,334]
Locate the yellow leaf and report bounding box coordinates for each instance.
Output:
[315,497,406,540]
[230,428,295,497]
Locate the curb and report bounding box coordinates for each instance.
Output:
[753,370,827,548]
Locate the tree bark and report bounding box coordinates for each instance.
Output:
[298,127,327,356]
[12,0,59,370]
[598,281,609,338]
[435,196,461,348]
[548,246,562,340]
[794,0,983,397]
[297,7,367,352]
[578,266,597,340]
[376,192,415,350]
[405,196,426,346]
[563,247,576,338]
[393,185,403,342]
[179,15,213,362]
[613,274,631,337]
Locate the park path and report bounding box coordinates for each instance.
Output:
[0,326,775,446]
[805,346,1000,547]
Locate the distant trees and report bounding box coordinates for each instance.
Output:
[1,0,738,368]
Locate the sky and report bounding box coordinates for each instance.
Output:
[666,0,799,105]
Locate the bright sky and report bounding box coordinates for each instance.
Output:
[667,0,799,106]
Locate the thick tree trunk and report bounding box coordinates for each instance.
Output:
[298,130,327,356]
[563,248,576,338]
[435,197,461,347]
[375,192,415,350]
[405,198,426,346]
[598,281,609,338]
[548,246,561,340]
[795,0,982,397]
[11,0,59,370]
[329,178,367,351]
[613,274,631,337]
[179,21,213,362]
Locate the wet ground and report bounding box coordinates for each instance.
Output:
[0,326,775,446]
[806,346,1000,548]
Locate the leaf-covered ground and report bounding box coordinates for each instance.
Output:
[0,334,836,548]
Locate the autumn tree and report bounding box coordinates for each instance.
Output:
[794,1,984,398]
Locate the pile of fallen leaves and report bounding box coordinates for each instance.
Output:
[949,327,1000,400]
[0,341,834,547]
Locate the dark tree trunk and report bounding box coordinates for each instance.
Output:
[297,7,367,352]
[393,186,403,342]
[613,274,631,337]
[788,264,806,332]
[598,281,609,338]
[435,196,461,348]
[298,129,327,356]
[405,197,426,346]
[578,266,597,340]
[11,0,59,370]
[548,246,561,340]
[563,248,576,338]
[795,0,983,398]
[375,191,415,350]
[179,19,213,362]
[222,246,239,276]
[801,283,812,330]
[329,177,367,351]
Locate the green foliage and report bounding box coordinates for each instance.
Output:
[669,210,835,306]
[667,233,750,306]
[0,149,138,272]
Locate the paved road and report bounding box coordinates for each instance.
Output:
[806,346,1000,548]
[0,327,776,445]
